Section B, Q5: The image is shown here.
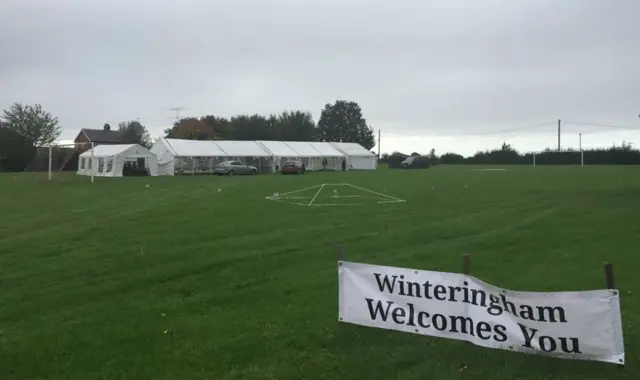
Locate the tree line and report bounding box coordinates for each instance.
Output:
[163,101,375,148]
[382,142,640,167]
[2,100,639,172]
[0,100,376,172]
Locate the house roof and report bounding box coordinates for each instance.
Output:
[79,128,123,143]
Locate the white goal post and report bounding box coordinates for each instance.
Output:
[532,149,584,167]
[47,141,95,182]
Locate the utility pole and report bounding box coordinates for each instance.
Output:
[557,119,561,151]
[377,129,381,159]
[579,133,584,167]
[579,133,582,151]
[169,107,185,121]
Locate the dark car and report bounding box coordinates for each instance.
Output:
[400,156,431,169]
[281,161,306,174]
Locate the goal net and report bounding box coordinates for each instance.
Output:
[531,149,584,167]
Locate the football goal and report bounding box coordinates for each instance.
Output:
[532,150,584,167]
[45,142,96,182]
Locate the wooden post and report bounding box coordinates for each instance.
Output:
[604,262,624,368]
[604,262,615,290]
[462,254,472,345]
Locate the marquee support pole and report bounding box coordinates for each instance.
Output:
[338,245,344,261]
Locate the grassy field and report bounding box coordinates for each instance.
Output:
[0,166,638,379]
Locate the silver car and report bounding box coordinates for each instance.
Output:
[213,160,258,176]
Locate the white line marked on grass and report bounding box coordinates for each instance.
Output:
[308,184,325,206]
[345,183,405,202]
[278,184,323,196]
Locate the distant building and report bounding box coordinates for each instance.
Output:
[74,124,123,151]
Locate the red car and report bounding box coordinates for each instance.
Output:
[281,161,306,174]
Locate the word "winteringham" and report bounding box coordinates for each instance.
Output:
[373,273,567,322]
[367,273,576,352]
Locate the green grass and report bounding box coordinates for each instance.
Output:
[0,166,638,379]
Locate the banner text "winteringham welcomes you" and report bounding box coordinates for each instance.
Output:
[366,273,578,354]
[339,261,625,364]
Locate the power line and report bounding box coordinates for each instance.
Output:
[382,130,430,137]
[383,120,640,139]
[466,121,555,136]
[383,121,556,138]
[561,120,640,131]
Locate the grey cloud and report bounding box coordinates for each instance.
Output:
[1,0,639,146]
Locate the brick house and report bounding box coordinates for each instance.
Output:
[74,124,123,151]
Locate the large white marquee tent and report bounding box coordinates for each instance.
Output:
[150,138,375,175]
[150,138,273,175]
[256,140,301,165]
[263,141,344,171]
[77,144,159,177]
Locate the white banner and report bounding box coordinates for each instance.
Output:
[338,261,625,365]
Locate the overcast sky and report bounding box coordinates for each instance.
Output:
[1,0,639,156]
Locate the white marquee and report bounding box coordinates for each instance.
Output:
[150,138,376,175]
[77,144,158,177]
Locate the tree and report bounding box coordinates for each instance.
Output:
[387,151,409,168]
[1,103,62,146]
[316,100,375,149]
[439,153,465,164]
[428,148,437,160]
[164,117,217,140]
[271,111,316,141]
[500,142,513,151]
[0,123,36,171]
[118,120,152,148]
[200,115,230,139]
[228,114,272,140]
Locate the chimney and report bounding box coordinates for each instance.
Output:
[103,123,111,131]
